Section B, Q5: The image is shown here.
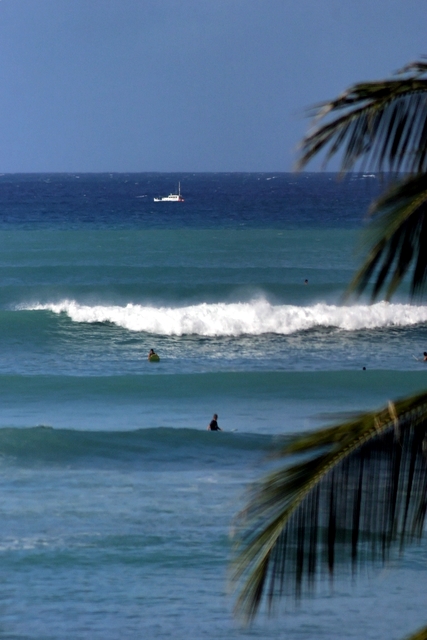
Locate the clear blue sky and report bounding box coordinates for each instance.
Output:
[0,0,425,172]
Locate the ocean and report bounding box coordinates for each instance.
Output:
[0,172,426,639]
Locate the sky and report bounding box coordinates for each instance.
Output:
[0,0,425,172]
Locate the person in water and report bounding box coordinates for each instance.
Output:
[148,348,158,360]
[207,414,221,431]
[424,352,427,361]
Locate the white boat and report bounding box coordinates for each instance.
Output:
[154,182,184,202]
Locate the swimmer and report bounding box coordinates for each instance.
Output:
[207,413,222,431]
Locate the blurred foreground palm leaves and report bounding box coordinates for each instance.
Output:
[232,61,427,639]
[299,59,427,302]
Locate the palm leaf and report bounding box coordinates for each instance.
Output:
[295,60,427,299]
[405,627,427,640]
[232,390,427,621]
[296,61,427,175]
[348,172,427,300]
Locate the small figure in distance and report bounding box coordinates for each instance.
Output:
[304,279,308,284]
[148,348,159,362]
[207,413,222,431]
[423,352,427,361]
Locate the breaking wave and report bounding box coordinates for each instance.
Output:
[19,299,427,337]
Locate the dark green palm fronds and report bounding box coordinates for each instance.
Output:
[405,627,427,640]
[294,59,427,300]
[296,61,427,174]
[348,172,427,300]
[232,391,427,621]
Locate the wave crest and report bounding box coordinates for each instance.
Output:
[0,426,271,468]
[19,299,427,336]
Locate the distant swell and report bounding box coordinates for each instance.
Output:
[20,299,427,336]
[0,427,272,469]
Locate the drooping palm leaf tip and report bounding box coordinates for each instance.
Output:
[232,391,427,621]
[296,60,427,300]
[405,626,427,640]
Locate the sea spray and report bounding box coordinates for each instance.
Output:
[21,299,427,336]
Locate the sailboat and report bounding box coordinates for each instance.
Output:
[153,182,184,202]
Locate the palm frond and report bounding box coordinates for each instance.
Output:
[398,59,427,77]
[296,61,427,174]
[405,626,427,640]
[347,172,427,300]
[232,391,427,621]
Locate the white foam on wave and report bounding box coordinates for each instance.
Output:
[20,299,427,337]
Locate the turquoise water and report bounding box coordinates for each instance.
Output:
[0,173,426,638]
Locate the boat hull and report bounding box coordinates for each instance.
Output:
[153,195,184,202]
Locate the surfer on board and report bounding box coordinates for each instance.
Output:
[148,349,159,361]
[207,414,221,431]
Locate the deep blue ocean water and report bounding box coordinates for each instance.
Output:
[0,173,426,639]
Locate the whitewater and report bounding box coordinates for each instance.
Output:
[24,298,427,335]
